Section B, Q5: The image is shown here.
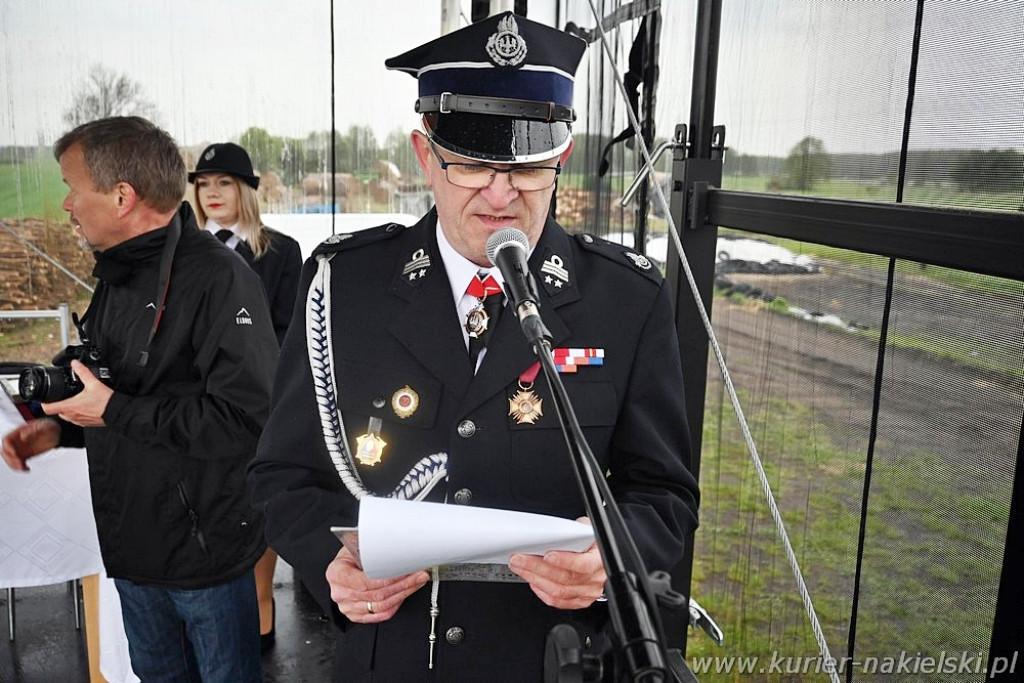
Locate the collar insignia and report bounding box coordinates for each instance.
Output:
[401,248,432,283]
[486,15,528,67]
[540,252,570,295]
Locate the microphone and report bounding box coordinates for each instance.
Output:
[485,228,551,344]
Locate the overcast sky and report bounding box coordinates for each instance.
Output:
[1,1,1020,156]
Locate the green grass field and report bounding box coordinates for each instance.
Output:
[0,157,67,222]
[687,379,1008,681]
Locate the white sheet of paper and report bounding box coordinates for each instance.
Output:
[354,497,595,579]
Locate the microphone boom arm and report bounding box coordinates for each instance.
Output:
[533,336,670,682]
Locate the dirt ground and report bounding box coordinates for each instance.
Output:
[712,264,1022,466]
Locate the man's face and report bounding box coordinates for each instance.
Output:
[412,131,571,267]
[59,144,122,252]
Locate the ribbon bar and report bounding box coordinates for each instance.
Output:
[551,347,604,373]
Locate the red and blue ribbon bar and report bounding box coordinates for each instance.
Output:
[552,347,604,374]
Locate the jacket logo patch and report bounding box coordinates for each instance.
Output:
[236,307,253,325]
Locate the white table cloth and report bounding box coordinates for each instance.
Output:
[1,392,138,682]
[0,395,103,587]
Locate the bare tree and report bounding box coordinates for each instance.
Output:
[62,64,158,128]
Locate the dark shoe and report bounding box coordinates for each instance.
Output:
[260,599,276,652]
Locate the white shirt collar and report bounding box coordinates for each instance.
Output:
[204,219,248,244]
[204,218,236,234]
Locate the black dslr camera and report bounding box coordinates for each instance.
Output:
[18,316,111,403]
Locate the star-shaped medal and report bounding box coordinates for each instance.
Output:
[355,433,387,466]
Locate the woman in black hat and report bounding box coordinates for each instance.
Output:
[190,141,302,650]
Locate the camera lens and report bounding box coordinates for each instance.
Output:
[18,366,78,402]
[18,367,46,402]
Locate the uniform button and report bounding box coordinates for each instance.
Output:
[445,626,465,645]
[372,397,386,409]
[457,420,476,438]
[582,234,594,243]
[453,488,473,505]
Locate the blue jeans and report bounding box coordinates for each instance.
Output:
[114,572,261,683]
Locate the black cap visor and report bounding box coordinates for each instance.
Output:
[424,112,570,164]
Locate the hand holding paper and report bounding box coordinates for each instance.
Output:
[336,497,596,580]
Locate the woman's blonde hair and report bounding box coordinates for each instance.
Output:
[193,173,270,258]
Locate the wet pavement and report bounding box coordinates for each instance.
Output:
[0,561,335,682]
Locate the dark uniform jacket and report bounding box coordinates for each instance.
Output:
[226,227,302,346]
[249,209,699,681]
[60,203,278,588]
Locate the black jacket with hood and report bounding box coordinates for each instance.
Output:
[59,203,277,588]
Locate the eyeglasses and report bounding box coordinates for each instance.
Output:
[430,142,561,192]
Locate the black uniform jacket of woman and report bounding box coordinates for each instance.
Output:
[249,206,699,682]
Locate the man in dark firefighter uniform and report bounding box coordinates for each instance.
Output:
[249,11,699,682]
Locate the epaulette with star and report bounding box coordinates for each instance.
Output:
[574,233,664,284]
[312,222,408,257]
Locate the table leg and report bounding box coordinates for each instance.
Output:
[80,574,108,683]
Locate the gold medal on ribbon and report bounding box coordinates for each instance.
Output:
[355,416,387,466]
[508,382,543,425]
[392,385,419,419]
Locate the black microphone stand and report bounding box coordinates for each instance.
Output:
[514,302,677,683]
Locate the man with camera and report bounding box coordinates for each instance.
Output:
[1,116,277,682]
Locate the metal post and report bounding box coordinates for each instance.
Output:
[6,587,13,642]
[663,0,723,656]
[58,303,72,347]
[441,0,462,34]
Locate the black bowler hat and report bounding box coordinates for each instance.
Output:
[385,12,586,164]
[188,142,260,189]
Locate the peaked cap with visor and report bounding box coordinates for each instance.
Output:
[385,12,587,164]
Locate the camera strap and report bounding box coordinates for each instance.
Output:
[138,213,182,367]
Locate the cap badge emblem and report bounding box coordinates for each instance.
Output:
[392,385,419,419]
[625,251,653,270]
[204,148,216,161]
[486,15,528,67]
